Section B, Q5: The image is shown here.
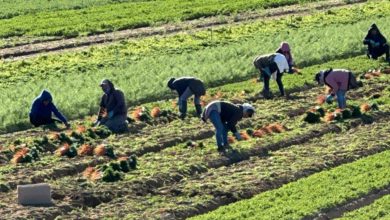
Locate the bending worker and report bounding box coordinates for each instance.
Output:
[253,53,290,99]
[202,101,255,152]
[167,77,206,119]
[315,69,361,109]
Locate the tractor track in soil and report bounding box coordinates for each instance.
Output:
[58,116,390,219]
[0,0,366,61]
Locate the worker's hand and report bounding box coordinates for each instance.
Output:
[326,95,334,104]
[65,122,71,129]
[108,111,114,119]
[234,132,242,141]
[93,120,101,127]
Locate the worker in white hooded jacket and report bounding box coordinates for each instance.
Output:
[253,53,290,99]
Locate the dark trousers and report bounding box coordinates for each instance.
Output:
[262,71,284,97]
[30,117,60,127]
[368,44,390,60]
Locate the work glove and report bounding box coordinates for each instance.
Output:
[93,120,101,127]
[326,94,334,104]
[108,111,114,119]
[234,132,242,141]
[65,122,71,129]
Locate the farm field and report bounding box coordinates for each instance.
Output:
[0,0,390,219]
[0,0,389,133]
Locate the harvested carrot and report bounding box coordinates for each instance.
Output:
[316,95,326,105]
[55,143,70,156]
[11,148,29,164]
[93,144,106,156]
[150,107,161,118]
[360,103,371,113]
[78,144,94,156]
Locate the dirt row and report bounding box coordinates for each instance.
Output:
[0,0,365,60]
[0,75,386,192]
[1,111,387,219]
[61,117,390,219]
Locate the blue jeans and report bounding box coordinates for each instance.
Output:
[209,110,228,147]
[337,90,347,109]
[178,87,201,115]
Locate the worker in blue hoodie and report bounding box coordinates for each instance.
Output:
[29,90,70,128]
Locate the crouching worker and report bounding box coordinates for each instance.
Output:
[201,101,255,152]
[315,69,362,109]
[29,90,70,128]
[363,23,390,63]
[94,79,128,133]
[167,77,206,119]
[253,53,290,99]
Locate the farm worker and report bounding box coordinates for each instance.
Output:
[167,77,206,119]
[94,79,128,133]
[276,42,294,73]
[363,23,390,63]
[314,69,361,109]
[201,101,255,152]
[29,90,70,128]
[253,53,290,99]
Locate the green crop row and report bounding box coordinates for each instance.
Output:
[0,0,321,39]
[190,150,390,220]
[0,54,386,133]
[0,2,388,133]
[0,0,141,20]
[2,1,389,87]
[337,194,390,220]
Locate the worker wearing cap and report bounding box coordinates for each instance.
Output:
[201,101,255,152]
[95,79,128,133]
[253,53,290,99]
[29,89,70,128]
[314,69,361,109]
[167,77,206,119]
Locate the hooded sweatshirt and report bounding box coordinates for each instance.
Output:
[202,101,243,133]
[98,80,127,120]
[29,90,67,123]
[253,53,289,78]
[363,24,387,48]
[276,42,294,67]
[167,77,205,96]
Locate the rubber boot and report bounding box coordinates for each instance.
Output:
[195,104,202,117]
[179,100,187,119]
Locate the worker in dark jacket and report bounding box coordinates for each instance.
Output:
[167,77,206,119]
[276,42,294,73]
[95,79,128,133]
[202,101,255,152]
[363,23,390,63]
[29,90,70,128]
[315,69,361,109]
[253,53,290,99]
